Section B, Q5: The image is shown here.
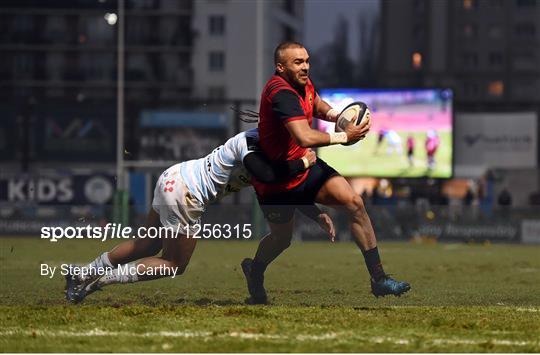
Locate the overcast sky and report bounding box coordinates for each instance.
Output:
[304,0,380,59]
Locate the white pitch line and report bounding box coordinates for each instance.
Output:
[0,329,212,338]
[228,332,285,340]
[296,332,340,341]
[1,328,538,347]
[516,307,540,313]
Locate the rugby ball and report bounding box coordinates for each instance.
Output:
[335,101,371,146]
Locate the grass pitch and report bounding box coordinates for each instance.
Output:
[1,238,539,352]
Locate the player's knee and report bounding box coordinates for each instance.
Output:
[134,238,162,257]
[162,252,189,275]
[276,234,292,250]
[169,260,188,275]
[279,239,292,251]
[148,242,162,256]
[175,263,188,275]
[347,195,366,216]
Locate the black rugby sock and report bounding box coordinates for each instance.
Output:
[362,247,386,282]
[251,258,267,276]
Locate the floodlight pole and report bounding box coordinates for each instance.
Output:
[252,0,264,236]
[255,0,263,100]
[116,0,125,191]
[114,0,128,225]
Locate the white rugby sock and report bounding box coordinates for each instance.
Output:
[86,252,113,270]
[97,263,139,287]
[80,252,114,281]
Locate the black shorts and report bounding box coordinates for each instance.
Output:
[257,158,339,224]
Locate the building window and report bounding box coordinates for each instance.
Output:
[208,15,225,36]
[128,0,160,10]
[488,24,503,39]
[13,53,34,79]
[208,86,225,99]
[516,0,537,7]
[464,82,480,96]
[414,0,426,12]
[488,52,504,66]
[412,52,422,70]
[513,51,536,70]
[489,0,504,8]
[463,0,476,10]
[515,23,536,37]
[488,80,504,96]
[413,24,425,40]
[513,79,537,99]
[208,51,225,71]
[284,0,295,15]
[463,24,477,37]
[284,26,294,41]
[462,52,478,68]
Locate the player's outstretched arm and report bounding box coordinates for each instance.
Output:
[285,116,371,148]
[242,149,316,183]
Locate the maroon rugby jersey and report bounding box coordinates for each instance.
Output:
[252,74,318,197]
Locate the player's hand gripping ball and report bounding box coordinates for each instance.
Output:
[335,101,371,146]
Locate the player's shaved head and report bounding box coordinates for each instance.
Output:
[274,41,310,88]
[274,41,305,65]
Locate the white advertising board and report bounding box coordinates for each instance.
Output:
[454,112,538,177]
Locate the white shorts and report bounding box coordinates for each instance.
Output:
[151,163,205,236]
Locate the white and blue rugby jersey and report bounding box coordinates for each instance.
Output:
[179,129,259,204]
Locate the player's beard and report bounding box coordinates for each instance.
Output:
[284,68,308,89]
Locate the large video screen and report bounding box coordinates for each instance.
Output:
[317,88,453,178]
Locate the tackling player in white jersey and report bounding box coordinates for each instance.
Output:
[65,129,335,303]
